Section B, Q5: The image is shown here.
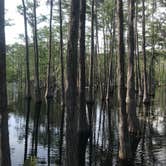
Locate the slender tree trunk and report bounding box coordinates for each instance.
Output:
[134,8,138,94]
[78,0,89,165]
[45,0,53,98]
[94,1,100,90]
[135,0,143,97]
[88,0,95,165]
[149,0,156,97]
[107,0,116,99]
[142,0,149,104]
[33,0,41,102]
[126,0,139,133]
[59,0,65,165]
[0,0,11,165]
[22,0,31,99]
[117,0,131,160]
[103,23,107,99]
[89,0,94,104]
[46,100,51,166]
[66,0,80,165]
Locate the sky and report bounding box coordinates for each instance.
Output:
[5,0,49,45]
[5,0,24,44]
[5,0,166,46]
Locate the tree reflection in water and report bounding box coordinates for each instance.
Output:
[6,87,166,165]
[1,111,11,166]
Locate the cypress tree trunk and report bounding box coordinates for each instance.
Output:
[102,22,107,98]
[33,0,41,103]
[126,0,139,133]
[78,0,89,165]
[0,2,6,109]
[117,0,131,160]
[142,0,149,104]
[45,0,53,98]
[149,0,156,97]
[59,0,65,164]
[66,0,80,165]
[89,0,94,104]
[107,0,116,99]
[0,0,11,165]
[88,0,95,165]
[22,0,31,99]
[135,0,143,97]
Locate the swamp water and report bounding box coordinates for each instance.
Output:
[7,87,166,166]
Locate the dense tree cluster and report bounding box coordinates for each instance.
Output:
[0,0,165,165]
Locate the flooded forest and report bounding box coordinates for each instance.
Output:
[0,0,166,166]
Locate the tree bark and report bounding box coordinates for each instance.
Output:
[33,0,41,103]
[107,0,116,99]
[45,0,53,98]
[78,0,89,165]
[88,0,95,165]
[117,0,131,160]
[59,0,65,165]
[142,0,149,104]
[135,0,143,97]
[126,0,139,133]
[149,0,156,97]
[22,0,31,99]
[0,0,11,165]
[66,0,80,165]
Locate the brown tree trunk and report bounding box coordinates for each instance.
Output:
[135,0,143,97]
[33,0,41,103]
[22,0,31,99]
[149,0,156,97]
[88,0,95,165]
[117,0,131,160]
[0,0,11,165]
[89,0,94,104]
[59,0,65,165]
[45,0,53,98]
[66,0,80,165]
[142,0,149,104]
[126,0,139,133]
[103,22,107,99]
[78,0,89,165]
[107,0,116,99]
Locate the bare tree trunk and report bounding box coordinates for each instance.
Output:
[89,0,94,105]
[94,1,100,90]
[33,0,41,103]
[107,0,116,99]
[78,0,89,165]
[135,0,143,97]
[126,0,139,133]
[45,0,53,98]
[149,0,156,97]
[66,0,80,165]
[0,0,11,165]
[117,0,131,160]
[103,22,107,99]
[22,0,31,99]
[142,0,149,104]
[59,0,65,165]
[88,0,95,165]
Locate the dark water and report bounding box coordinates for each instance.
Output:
[8,86,166,166]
